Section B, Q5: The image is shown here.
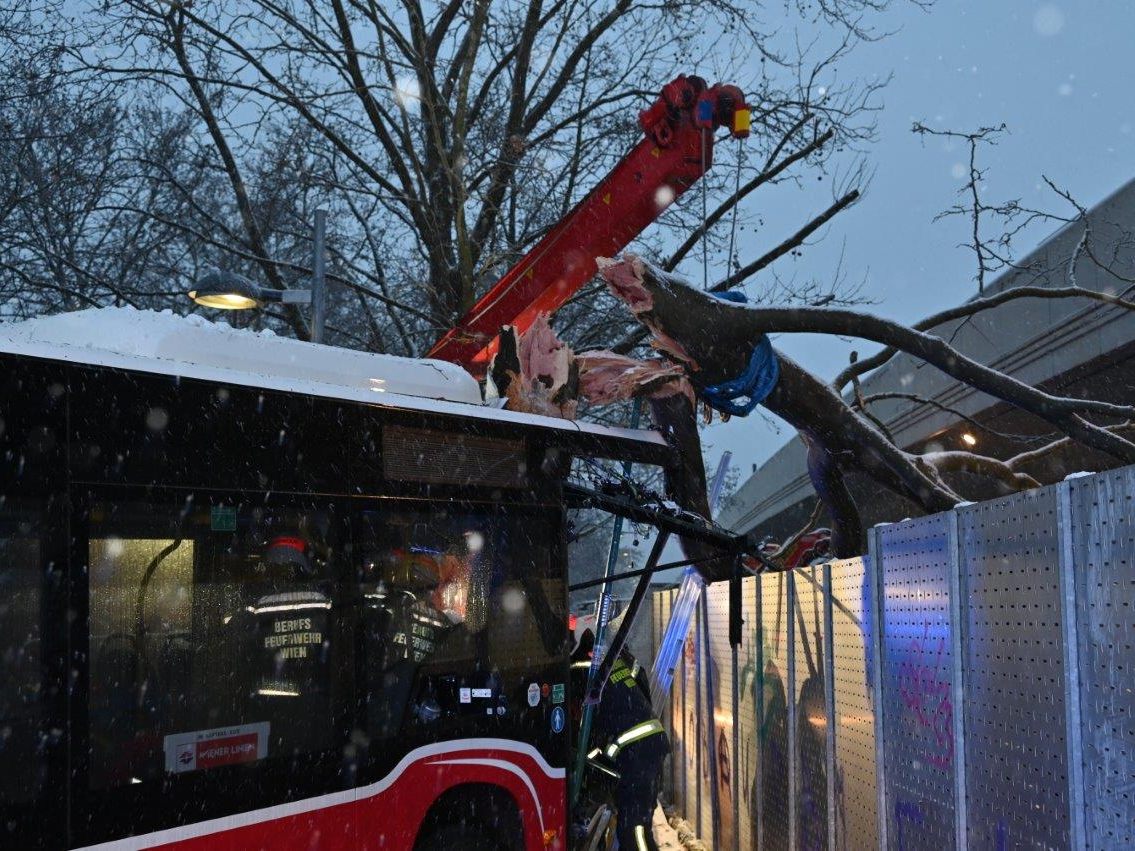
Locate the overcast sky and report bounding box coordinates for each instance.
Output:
[694,0,1135,480]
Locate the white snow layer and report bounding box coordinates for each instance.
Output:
[0,307,665,448]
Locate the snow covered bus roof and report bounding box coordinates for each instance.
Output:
[0,307,667,456]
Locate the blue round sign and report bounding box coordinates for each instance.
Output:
[550,705,565,734]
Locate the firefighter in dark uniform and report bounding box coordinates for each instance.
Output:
[359,547,452,736]
[572,625,670,851]
[228,531,333,755]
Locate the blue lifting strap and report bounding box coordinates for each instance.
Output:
[697,290,780,417]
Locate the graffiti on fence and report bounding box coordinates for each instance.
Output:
[893,799,925,851]
[796,570,829,851]
[996,818,1008,851]
[758,657,790,851]
[685,622,697,817]
[741,620,764,851]
[896,622,953,768]
[797,672,828,850]
[701,605,734,848]
[715,724,734,848]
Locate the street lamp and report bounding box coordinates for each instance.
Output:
[187,209,329,343]
[189,269,311,310]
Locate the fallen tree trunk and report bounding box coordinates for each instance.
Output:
[597,255,966,556]
[491,254,1134,564]
[595,254,1135,557]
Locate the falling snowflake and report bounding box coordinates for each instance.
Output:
[393,76,421,108]
[1033,4,1064,37]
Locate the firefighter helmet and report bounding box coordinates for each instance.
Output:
[264,535,314,578]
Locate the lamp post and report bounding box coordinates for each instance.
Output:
[188,210,329,342]
[310,209,327,344]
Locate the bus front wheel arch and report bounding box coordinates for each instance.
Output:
[413,782,526,851]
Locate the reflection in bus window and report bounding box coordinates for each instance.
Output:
[356,510,488,737]
[0,502,46,806]
[356,508,565,739]
[87,501,342,790]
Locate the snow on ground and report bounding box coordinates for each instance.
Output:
[658,806,711,851]
[653,805,683,850]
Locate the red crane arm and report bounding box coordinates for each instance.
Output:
[426,74,750,376]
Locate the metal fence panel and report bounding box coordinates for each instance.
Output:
[1069,467,1135,849]
[676,587,688,814]
[689,597,699,829]
[673,587,689,814]
[877,514,957,850]
[691,596,700,824]
[757,570,792,851]
[737,575,759,850]
[793,565,829,851]
[958,488,1072,849]
[706,581,734,847]
[699,595,716,844]
[650,464,1135,850]
[828,556,878,851]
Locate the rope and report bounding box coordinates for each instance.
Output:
[700,127,709,291]
[728,137,744,274]
[697,290,780,416]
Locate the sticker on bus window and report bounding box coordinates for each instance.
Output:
[164,722,269,773]
[552,683,565,704]
[527,683,540,707]
[210,505,237,532]
[550,706,565,734]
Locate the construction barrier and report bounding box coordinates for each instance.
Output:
[650,464,1135,850]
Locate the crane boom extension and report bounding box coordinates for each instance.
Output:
[427,74,750,375]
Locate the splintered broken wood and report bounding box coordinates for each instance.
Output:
[489,312,692,416]
[485,304,724,578]
[576,350,693,407]
[489,316,578,418]
[596,254,753,385]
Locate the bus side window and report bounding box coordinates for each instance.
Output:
[87,500,345,791]
[0,503,48,806]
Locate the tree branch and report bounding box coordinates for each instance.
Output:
[613,190,860,354]
[832,282,1135,390]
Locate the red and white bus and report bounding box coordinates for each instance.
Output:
[0,308,668,850]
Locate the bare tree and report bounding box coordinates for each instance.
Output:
[8,1,1130,576]
[58,0,894,355]
[911,122,1008,295]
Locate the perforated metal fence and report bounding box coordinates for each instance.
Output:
[650,465,1135,850]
